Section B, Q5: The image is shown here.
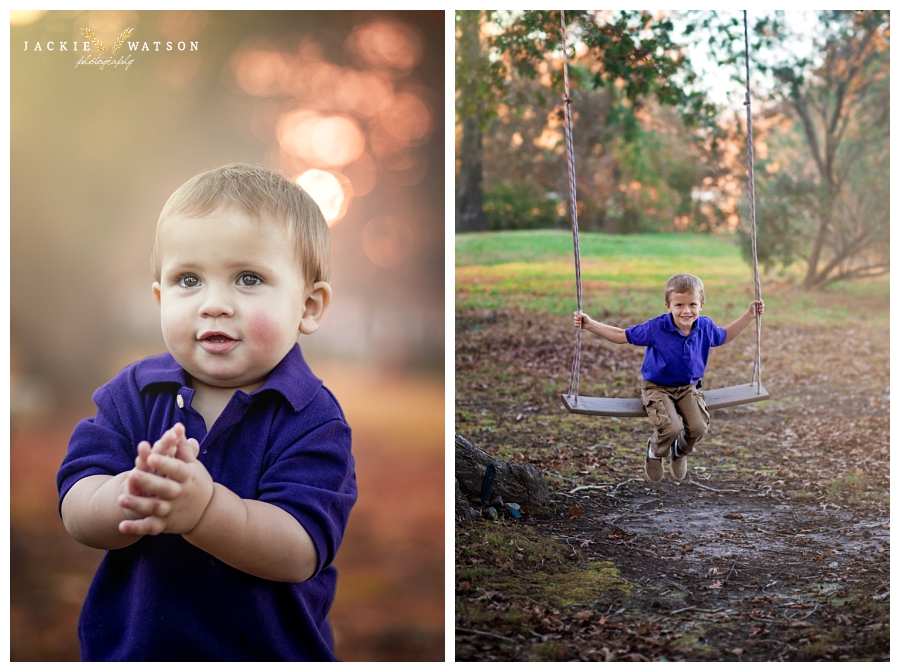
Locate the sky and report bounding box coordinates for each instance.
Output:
[675,10,822,111]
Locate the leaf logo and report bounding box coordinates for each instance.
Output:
[81,28,134,54]
[81,28,104,53]
[112,28,133,53]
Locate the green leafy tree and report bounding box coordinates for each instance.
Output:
[455,10,717,233]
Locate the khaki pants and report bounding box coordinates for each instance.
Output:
[641,380,710,458]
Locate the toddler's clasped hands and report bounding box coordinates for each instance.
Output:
[117,423,214,537]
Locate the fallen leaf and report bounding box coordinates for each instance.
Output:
[569,506,583,518]
[608,527,632,539]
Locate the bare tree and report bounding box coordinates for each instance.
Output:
[737,11,890,288]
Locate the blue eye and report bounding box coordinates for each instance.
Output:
[238,273,262,287]
[178,274,200,288]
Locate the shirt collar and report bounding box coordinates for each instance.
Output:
[663,312,695,338]
[133,343,321,414]
[253,343,322,413]
[663,313,680,332]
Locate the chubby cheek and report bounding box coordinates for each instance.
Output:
[159,305,194,351]
[247,309,293,352]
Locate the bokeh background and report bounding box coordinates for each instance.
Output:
[10,10,444,661]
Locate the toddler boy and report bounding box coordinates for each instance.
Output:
[573,273,764,482]
[57,163,357,661]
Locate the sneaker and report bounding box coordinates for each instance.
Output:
[670,439,688,481]
[644,439,664,482]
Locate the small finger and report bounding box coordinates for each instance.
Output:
[124,477,149,498]
[152,424,184,455]
[166,423,185,455]
[151,433,174,455]
[147,453,189,482]
[172,432,198,463]
[119,493,171,518]
[129,468,181,499]
[187,438,200,460]
[135,441,152,470]
[119,516,165,537]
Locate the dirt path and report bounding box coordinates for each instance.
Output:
[455,308,889,661]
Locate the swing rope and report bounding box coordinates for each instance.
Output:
[561,9,764,403]
[560,10,584,404]
[743,10,763,393]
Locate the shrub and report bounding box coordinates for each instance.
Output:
[483,182,561,230]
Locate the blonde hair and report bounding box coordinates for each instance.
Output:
[664,273,705,305]
[152,163,329,287]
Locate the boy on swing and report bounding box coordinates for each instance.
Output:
[573,273,764,482]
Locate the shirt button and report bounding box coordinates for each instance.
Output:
[176,394,184,409]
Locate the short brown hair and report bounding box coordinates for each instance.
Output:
[152,163,329,287]
[664,273,705,305]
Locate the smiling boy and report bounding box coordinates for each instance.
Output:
[57,163,357,661]
[574,273,764,482]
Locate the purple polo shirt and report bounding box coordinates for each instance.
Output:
[57,344,357,661]
[625,314,727,387]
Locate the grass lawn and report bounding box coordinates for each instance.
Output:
[456,230,888,328]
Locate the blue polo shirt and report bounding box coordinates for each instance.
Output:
[625,314,727,387]
[57,344,357,661]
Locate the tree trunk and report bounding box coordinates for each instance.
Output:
[455,434,550,507]
[802,210,831,288]
[455,10,488,232]
[456,114,488,232]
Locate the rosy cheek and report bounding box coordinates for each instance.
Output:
[248,310,281,349]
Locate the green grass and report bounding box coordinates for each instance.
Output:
[456,229,737,267]
[456,230,889,327]
[458,524,567,567]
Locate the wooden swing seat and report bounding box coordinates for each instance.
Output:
[562,383,769,417]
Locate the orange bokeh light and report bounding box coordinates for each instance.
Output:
[379,91,431,145]
[296,169,350,227]
[277,110,365,168]
[346,20,423,73]
[342,151,377,197]
[233,48,289,97]
[361,216,416,268]
[336,69,393,118]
